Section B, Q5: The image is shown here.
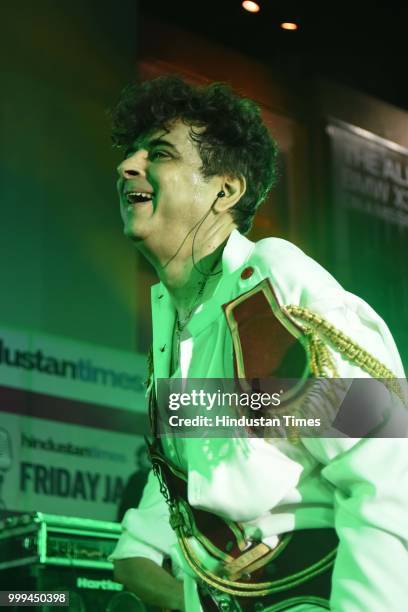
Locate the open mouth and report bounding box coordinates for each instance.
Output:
[125,191,154,204]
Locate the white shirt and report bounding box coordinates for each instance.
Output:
[111,230,408,611]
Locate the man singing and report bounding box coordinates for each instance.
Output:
[110,76,407,611]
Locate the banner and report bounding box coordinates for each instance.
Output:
[0,327,146,410]
[327,120,408,231]
[0,411,146,520]
[0,327,150,519]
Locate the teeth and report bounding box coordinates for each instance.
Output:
[126,191,153,203]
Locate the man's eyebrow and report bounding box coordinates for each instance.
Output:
[146,137,178,151]
[124,137,178,157]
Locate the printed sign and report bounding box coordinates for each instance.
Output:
[327,120,408,229]
[0,327,147,411]
[0,411,145,520]
[0,327,150,519]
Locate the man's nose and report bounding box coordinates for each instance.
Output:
[117,150,148,179]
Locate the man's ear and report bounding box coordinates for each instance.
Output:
[214,175,246,212]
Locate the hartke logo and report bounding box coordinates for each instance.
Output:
[0,338,144,391]
[76,577,123,591]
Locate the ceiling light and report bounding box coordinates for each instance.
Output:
[242,1,260,13]
[281,22,298,31]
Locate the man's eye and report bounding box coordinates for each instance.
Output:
[149,150,170,160]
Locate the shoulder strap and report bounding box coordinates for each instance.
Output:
[284,305,405,403]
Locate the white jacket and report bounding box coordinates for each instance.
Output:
[111,230,408,611]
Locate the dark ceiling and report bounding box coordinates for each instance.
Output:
[140,0,408,111]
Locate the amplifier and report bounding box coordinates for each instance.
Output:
[0,512,121,571]
[1,564,149,611]
[0,512,153,611]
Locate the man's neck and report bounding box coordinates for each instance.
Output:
[157,227,233,320]
[166,239,227,322]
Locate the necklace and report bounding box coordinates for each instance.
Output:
[171,254,222,373]
[176,278,208,332]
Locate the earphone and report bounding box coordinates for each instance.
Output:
[217,190,225,198]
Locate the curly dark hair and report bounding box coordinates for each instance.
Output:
[111,75,279,234]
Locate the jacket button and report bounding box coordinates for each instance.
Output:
[241,266,254,279]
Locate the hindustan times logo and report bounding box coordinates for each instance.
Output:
[0,339,144,392]
[21,433,126,463]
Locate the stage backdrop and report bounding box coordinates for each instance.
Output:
[1,1,139,353]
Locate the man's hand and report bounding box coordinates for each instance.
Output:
[113,557,185,611]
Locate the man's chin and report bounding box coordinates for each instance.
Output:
[123,224,145,241]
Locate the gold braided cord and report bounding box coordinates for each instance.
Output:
[145,345,154,388]
[305,331,339,378]
[177,531,337,597]
[224,519,248,552]
[284,305,405,403]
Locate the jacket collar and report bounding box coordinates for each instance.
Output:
[221,229,255,274]
[150,230,255,378]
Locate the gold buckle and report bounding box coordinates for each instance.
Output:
[224,542,272,580]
